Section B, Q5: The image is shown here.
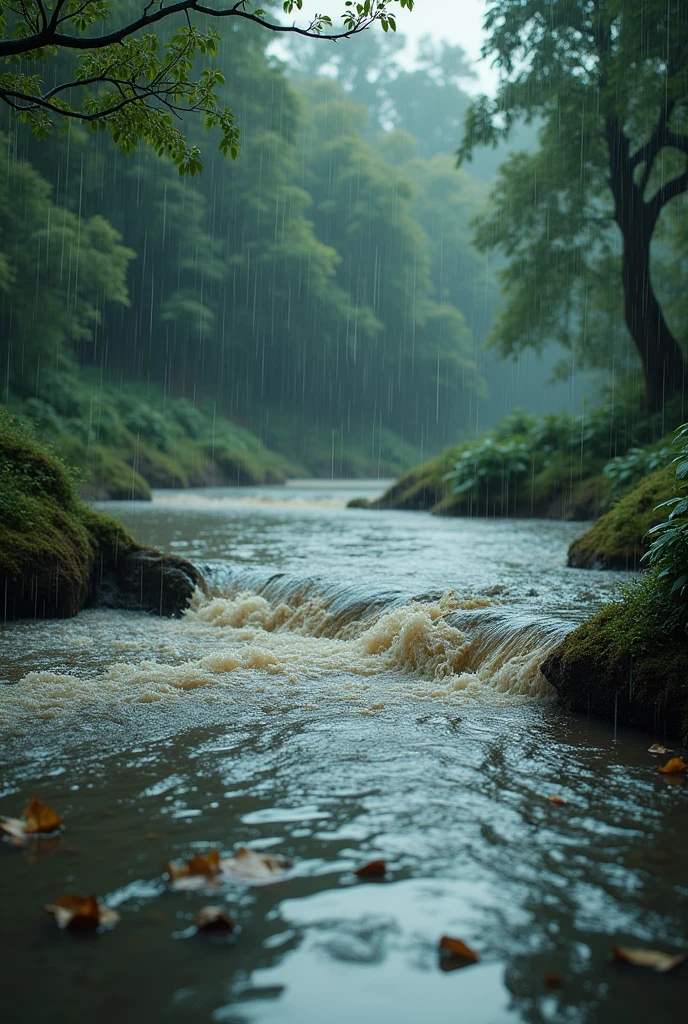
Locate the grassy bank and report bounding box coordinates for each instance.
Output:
[567,466,676,569]
[543,425,688,740]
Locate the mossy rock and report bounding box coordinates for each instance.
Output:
[567,466,675,570]
[541,597,688,741]
[0,415,203,620]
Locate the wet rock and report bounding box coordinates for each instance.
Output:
[347,498,370,509]
[88,548,206,617]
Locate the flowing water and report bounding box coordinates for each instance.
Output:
[1,480,686,1024]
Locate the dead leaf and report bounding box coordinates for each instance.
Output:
[0,796,62,840]
[438,935,480,970]
[547,795,567,806]
[220,846,291,885]
[355,859,387,878]
[611,945,685,973]
[658,757,687,775]
[165,849,222,890]
[45,894,120,931]
[648,744,673,755]
[194,906,236,932]
[544,973,564,987]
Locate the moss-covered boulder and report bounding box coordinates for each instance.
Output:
[567,466,675,570]
[541,580,688,741]
[0,414,203,620]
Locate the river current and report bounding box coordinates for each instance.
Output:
[1,480,686,1023]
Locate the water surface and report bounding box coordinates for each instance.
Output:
[1,481,685,1024]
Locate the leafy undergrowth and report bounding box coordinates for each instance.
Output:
[7,368,306,500]
[367,401,682,520]
[0,411,135,617]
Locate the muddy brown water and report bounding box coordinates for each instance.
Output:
[1,481,686,1024]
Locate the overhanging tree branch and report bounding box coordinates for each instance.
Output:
[0,0,401,58]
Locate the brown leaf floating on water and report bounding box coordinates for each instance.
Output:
[0,795,63,840]
[165,849,222,890]
[194,906,236,932]
[658,757,687,775]
[611,945,685,973]
[220,846,291,884]
[355,859,387,879]
[648,744,673,755]
[547,795,567,806]
[45,894,120,931]
[438,936,480,970]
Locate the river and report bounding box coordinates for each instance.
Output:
[1,480,686,1024]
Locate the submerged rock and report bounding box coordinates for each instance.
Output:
[89,547,206,616]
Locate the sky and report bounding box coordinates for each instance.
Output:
[280,0,499,94]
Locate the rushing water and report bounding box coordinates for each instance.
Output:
[1,481,686,1024]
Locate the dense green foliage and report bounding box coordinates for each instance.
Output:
[7,367,306,498]
[372,397,680,518]
[460,0,688,411]
[2,22,494,481]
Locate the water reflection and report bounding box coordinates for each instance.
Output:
[1,700,686,1024]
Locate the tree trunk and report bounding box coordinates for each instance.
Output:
[621,230,686,413]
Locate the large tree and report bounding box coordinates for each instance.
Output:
[460,0,688,412]
[0,0,412,173]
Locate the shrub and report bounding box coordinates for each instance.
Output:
[643,424,688,600]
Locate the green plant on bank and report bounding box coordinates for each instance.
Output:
[643,424,688,599]
[444,437,532,495]
[602,444,674,500]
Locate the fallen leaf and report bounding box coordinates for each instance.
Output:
[355,859,387,878]
[544,973,564,988]
[648,744,673,755]
[611,945,685,973]
[194,906,236,932]
[220,846,291,885]
[547,795,567,806]
[165,849,222,890]
[438,935,480,970]
[45,894,120,931]
[658,757,687,775]
[0,796,62,840]
[145,831,163,840]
